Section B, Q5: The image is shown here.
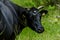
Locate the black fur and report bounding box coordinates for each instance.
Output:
[0,0,48,40]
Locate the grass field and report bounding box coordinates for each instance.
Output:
[12,0,60,40]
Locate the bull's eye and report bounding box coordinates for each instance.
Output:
[33,13,36,15]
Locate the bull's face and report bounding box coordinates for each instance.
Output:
[26,7,48,33]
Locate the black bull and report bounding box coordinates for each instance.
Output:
[0,0,48,40]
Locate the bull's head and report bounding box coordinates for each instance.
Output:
[25,6,48,33]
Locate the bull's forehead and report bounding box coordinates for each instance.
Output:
[29,7,39,15]
[29,11,38,16]
[30,7,38,12]
[33,11,39,16]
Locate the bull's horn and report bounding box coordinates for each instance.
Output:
[37,6,44,9]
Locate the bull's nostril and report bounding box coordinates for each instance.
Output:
[38,29,42,32]
[37,28,44,33]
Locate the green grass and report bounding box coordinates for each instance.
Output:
[11,0,60,40]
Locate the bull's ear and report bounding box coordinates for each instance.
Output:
[39,10,48,16]
[21,8,29,16]
[25,8,30,11]
[24,8,30,14]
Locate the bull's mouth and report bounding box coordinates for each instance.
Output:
[36,28,44,33]
[31,24,44,33]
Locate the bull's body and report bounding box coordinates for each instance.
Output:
[0,0,48,40]
[0,1,27,40]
